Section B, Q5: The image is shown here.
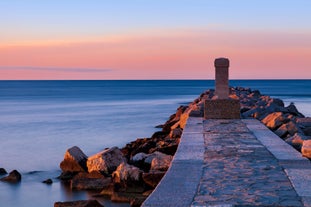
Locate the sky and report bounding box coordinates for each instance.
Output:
[0,0,310,80]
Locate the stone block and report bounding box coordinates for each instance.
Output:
[204,99,240,119]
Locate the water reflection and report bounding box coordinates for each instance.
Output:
[0,170,129,207]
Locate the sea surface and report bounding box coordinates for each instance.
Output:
[0,80,310,207]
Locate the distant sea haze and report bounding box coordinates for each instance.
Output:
[0,80,310,207]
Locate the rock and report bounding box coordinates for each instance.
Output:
[131,152,148,163]
[142,171,165,188]
[302,140,311,158]
[57,171,77,181]
[261,112,288,130]
[111,192,132,203]
[0,168,7,175]
[150,152,173,171]
[135,141,157,154]
[130,195,148,207]
[151,131,168,139]
[157,143,178,156]
[275,121,299,138]
[87,147,126,174]
[169,128,183,138]
[54,200,104,207]
[297,117,311,127]
[42,178,53,184]
[242,108,261,118]
[303,127,311,136]
[0,170,21,183]
[112,163,143,190]
[274,125,289,138]
[71,172,111,190]
[270,98,285,107]
[60,146,88,173]
[100,183,114,196]
[286,103,304,117]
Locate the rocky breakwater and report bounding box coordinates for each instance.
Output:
[56,101,203,206]
[55,86,310,206]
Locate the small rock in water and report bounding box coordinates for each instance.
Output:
[0,170,21,183]
[42,178,53,184]
[0,168,7,175]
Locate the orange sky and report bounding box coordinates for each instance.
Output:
[1,28,310,80]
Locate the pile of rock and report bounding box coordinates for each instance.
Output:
[56,100,203,206]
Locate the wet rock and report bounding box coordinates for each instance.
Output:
[71,171,111,190]
[42,178,53,184]
[142,171,165,188]
[0,168,7,175]
[87,147,126,174]
[0,170,21,183]
[60,146,88,173]
[54,200,104,207]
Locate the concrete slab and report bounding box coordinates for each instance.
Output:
[285,169,311,197]
[142,161,203,207]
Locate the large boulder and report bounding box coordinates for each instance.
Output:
[150,152,173,171]
[87,147,126,174]
[60,146,88,173]
[54,200,104,207]
[0,170,21,183]
[71,172,111,190]
[301,140,311,158]
[261,112,288,130]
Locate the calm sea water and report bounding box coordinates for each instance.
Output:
[0,80,310,207]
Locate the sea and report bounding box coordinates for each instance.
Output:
[0,80,310,207]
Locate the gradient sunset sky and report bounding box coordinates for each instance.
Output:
[1,0,310,80]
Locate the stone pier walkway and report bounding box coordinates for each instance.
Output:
[142,117,311,207]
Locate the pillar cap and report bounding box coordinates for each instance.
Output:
[215,58,229,67]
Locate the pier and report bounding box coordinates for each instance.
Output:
[142,58,311,206]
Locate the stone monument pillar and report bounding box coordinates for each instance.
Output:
[204,57,240,119]
[215,58,229,99]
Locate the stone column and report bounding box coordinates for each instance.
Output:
[204,57,240,119]
[215,58,229,99]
